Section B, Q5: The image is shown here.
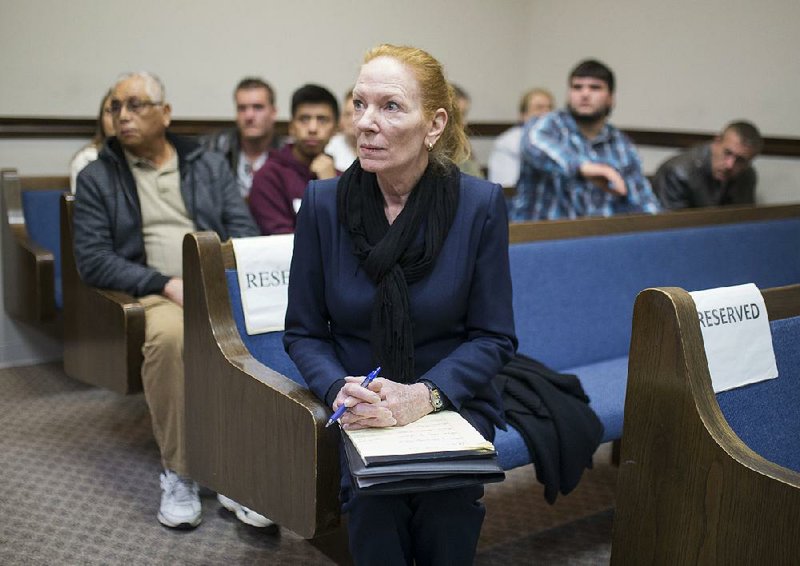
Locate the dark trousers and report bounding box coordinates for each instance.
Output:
[340,460,486,566]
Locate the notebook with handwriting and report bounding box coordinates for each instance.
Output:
[343,410,497,466]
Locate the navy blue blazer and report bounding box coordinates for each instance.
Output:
[283,173,517,435]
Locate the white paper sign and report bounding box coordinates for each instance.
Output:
[231,235,294,335]
[689,283,778,392]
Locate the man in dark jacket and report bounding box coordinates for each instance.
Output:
[249,84,339,234]
[201,77,281,199]
[74,71,267,531]
[654,121,762,209]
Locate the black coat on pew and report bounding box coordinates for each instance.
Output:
[495,354,604,503]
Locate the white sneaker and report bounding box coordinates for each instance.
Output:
[158,470,201,529]
[217,493,276,529]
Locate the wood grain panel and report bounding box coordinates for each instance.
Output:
[2,117,799,157]
[60,194,144,394]
[611,285,800,565]
[182,231,341,540]
[509,203,800,243]
[1,170,68,322]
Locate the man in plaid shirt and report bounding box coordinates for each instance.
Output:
[510,59,661,221]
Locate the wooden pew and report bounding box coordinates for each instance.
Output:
[182,203,800,543]
[182,232,340,540]
[60,194,144,394]
[611,284,800,565]
[496,203,800,470]
[1,169,68,322]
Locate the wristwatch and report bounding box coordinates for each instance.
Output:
[422,381,445,412]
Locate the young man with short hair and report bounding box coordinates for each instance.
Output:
[249,84,339,234]
[203,77,280,198]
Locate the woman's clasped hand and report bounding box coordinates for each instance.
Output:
[332,376,432,430]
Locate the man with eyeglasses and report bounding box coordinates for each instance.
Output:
[202,77,281,199]
[654,121,763,209]
[73,72,271,531]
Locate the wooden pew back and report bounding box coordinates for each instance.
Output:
[183,232,340,540]
[183,203,800,542]
[1,170,68,322]
[60,194,145,394]
[611,284,800,565]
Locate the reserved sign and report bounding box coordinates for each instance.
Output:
[232,235,294,335]
[689,283,778,393]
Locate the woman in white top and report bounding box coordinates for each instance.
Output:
[69,90,115,192]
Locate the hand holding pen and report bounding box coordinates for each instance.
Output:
[326,366,382,428]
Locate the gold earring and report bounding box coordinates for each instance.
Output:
[427,141,434,152]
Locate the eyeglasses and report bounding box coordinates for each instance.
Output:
[108,98,163,116]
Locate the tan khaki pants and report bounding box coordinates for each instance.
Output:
[138,295,186,475]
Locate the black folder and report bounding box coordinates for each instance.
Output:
[342,431,505,496]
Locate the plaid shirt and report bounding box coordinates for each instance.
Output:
[509,109,661,221]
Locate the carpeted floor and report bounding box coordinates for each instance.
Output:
[0,363,616,565]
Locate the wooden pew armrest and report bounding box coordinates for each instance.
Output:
[183,231,340,539]
[94,288,144,310]
[60,193,145,394]
[2,170,57,321]
[5,227,56,319]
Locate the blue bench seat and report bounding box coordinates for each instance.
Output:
[509,217,800,453]
[22,189,64,309]
[223,216,800,473]
[717,315,800,473]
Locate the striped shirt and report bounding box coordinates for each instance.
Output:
[509,109,661,221]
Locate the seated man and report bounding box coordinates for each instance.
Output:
[202,77,280,199]
[488,87,555,187]
[510,59,661,220]
[653,121,762,209]
[73,72,269,530]
[325,88,357,171]
[249,84,339,234]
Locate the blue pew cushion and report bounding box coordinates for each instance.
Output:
[226,270,304,385]
[495,425,530,470]
[717,315,800,473]
[565,356,629,443]
[511,218,800,371]
[22,190,64,309]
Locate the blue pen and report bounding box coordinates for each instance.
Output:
[325,366,382,428]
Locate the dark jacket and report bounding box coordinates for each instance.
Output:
[495,354,603,504]
[73,133,259,297]
[283,174,517,438]
[200,127,283,185]
[654,143,757,209]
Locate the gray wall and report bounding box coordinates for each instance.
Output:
[1,0,798,366]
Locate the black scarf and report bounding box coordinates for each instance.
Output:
[337,160,460,383]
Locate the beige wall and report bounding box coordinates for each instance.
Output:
[525,0,800,135]
[0,0,529,120]
[520,0,800,206]
[1,0,798,366]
